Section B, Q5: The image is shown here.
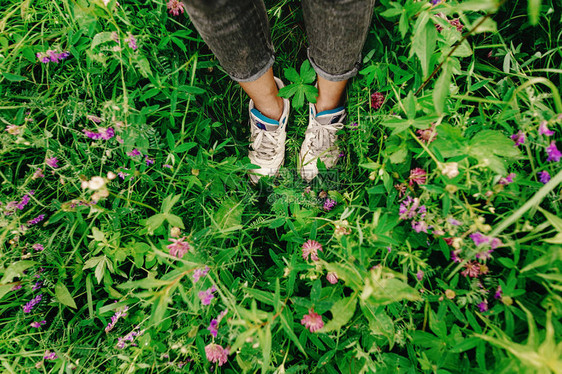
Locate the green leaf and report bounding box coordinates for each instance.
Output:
[403,91,416,120]
[412,13,437,79]
[433,60,452,114]
[361,272,421,305]
[468,130,522,174]
[1,73,26,82]
[1,261,37,283]
[261,325,272,373]
[284,67,300,83]
[119,277,172,289]
[382,118,411,134]
[165,214,185,229]
[318,296,357,333]
[361,304,395,347]
[280,309,307,355]
[175,142,197,153]
[178,85,206,95]
[300,60,316,84]
[380,3,402,18]
[55,282,77,309]
[91,31,114,49]
[399,12,409,38]
[538,208,562,233]
[455,0,500,12]
[145,213,166,234]
[528,0,541,25]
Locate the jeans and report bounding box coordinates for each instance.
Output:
[181,0,376,82]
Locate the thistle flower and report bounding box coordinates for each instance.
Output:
[370,92,385,110]
[46,157,59,168]
[511,131,525,146]
[23,294,42,313]
[302,239,323,261]
[323,198,337,212]
[326,272,338,284]
[205,343,229,366]
[193,266,210,283]
[301,308,324,332]
[167,236,190,258]
[167,0,184,16]
[198,285,217,305]
[538,121,554,136]
[409,168,427,186]
[546,141,561,162]
[538,171,551,184]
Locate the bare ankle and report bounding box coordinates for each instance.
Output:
[256,96,284,121]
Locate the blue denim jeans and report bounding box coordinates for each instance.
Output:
[182,0,376,82]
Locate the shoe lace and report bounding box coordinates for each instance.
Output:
[251,128,281,161]
[307,117,344,155]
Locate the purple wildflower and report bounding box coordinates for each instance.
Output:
[207,318,219,337]
[412,221,429,233]
[87,115,102,123]
[23,294,42,313]
[323,198,337,212]
[416,270,424,281]
[84,130,101,140]
[163,164,173,169]
[494,286,502,299]
[167,236,190,258]
[409,168,427,186]
[430,0,442,5]
[326,272,339,284]
[546,141,562,162]
[370,92,385,110]
[477,300,488,312]
[511,131,525,146]
[198,285,217,305]
[33,168,44,179]
[32,281,43,291]
[16,194,31,210]
[205,343,229,367]
[46,157,59,168]
[447,217,462,226]
[11,284,22,291]
[101,127,114,140]
[538,171,551,184]
[44,351,58,360]
[167,0,185,16]
[145,156,154,166]
[498,173,516,185]
[193,266,210,283]
[490,238,503,250]
[105,306,129,333]
[538,121,555,136]
[127,148,141,157]
[27,214,45,225]
[475,249,494,261]
[116,326,145,349]
[127,33,138,50]
[451,249,462,263]
[399,196,426,220]
[469,232,489,246]
[30,320,46,328]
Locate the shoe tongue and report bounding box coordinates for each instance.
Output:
[250,109,279,131]
[315,106,345,126]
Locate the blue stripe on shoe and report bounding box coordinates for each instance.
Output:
[251,109,279,126]
[316,106,345,117]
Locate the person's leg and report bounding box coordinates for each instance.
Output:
[302,0,376,108]
[182,0,282,119]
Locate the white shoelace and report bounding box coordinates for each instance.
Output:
[251,128,281,161]
[306,118,344,156]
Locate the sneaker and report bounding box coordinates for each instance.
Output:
[299,103,346,182]
[248,77,290,184]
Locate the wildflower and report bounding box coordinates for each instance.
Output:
[163,164,173,169]
[127,148,141,157]
[167,236,190,258]
[193,266,210,283]
[546,141,562,162]
[145,156,155,166]
[498,173,516,185]
[394,183,407,197]
[476,249,493,261]
[11,284,22,291]
[205,343,229,366]
[447,217,462,226]
[441,162,459,178]
[32,281,43,291]
[44,351,58,360]
[105,306,129,333]
[37,49,70,64]
[6,125,21,135]
[326,272,338,284]
[451,249,462,263]
[409,168,427,186]
[416,123,437,144]
[490,237,502,250]
[167,0,184,16]
[301,308,324,332]
[32,168,44,179]
[494,286,502,299]
[399,196,425,220]
[538,171,551,184]
[127,33,138,50]
[412,221,429,233]
[445,289,456,299]
[370,92,385,110]
[349,122,359,131]
[27,214,45,225]
[430,0,442,5]
[87,176,106,190]
[469,232,489,246]
[30,320,46,328]
[46,157,59,168]
[538,121,554,136]
[118,170,129,179]
[116,327,145,349]
[198,285,217,306]
[416,270,424,281]
[302,239,323,261]
[23,294,43,313]
[449,18,464,32]
[87,115,103,123]
[16,194,31,210]
[477,300,488,312]
[207,319,219,337]
[323,198,337,212]
[511,131,525,146]
[461,261,480,278]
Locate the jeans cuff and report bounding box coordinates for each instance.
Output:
[228,55,276,83]
[307,48,360,82]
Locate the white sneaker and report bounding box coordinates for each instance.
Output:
[299,103,346,182]
[248,77,290,184]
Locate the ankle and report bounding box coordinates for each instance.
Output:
[315,99,344,114]
[256,96,284,121]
